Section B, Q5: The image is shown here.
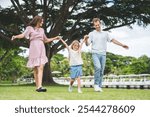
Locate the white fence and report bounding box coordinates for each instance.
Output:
[53,74,150,89]
[15,78,34,84]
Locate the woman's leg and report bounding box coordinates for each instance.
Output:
[37,64,44,88]
[33,67,38,89]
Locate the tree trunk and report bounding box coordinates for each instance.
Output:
[43,61,55,85]
[42,44,55,85]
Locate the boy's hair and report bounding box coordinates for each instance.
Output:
[92,18,101,24]
[71,40,80,49]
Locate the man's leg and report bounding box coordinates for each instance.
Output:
[99,55,106,88]
[92,53,101,91]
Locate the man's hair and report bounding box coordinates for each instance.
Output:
[92,18,101,24]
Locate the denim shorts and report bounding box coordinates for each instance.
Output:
[70,65,82,79]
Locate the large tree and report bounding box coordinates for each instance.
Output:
[0,0,150,84]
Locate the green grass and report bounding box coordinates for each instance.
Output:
[0,84,150,100]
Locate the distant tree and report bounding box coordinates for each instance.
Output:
[82,52,94,76]
[0,48,31,82]
[130,55,150,74]
[0,0,150,84]
[51,53,69,77]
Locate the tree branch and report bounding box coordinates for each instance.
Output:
[0,32,28,48]
[23,0,37,16]
[10,0,28,25]
[104,20,136,31]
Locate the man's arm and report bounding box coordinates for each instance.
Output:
[111,39,129,49]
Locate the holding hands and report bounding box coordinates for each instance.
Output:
[11,36,16,41]
[54,36,61,40]
[84,35,89,40]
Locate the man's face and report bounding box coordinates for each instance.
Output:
[93,21,101,31]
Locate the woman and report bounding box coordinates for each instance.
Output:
[11,15,59,92]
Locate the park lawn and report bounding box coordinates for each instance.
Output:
[0,85,150,100]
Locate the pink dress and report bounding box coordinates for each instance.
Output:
[23,26,48,68]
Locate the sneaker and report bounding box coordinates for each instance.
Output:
[78,89,82,93]
[36,87,47,92]
[94,85,103,92]
[94,85,100,92]
[99,88,103,92]
[68,85,73,92]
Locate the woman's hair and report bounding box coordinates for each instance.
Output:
[71,40,80,49]
[28,15,43,27]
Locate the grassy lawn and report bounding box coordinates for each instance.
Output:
[0,84,150,100]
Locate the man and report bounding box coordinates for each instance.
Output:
[85,18,129,92]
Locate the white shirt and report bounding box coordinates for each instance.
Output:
[87,30,112,55]
[68,47,83,66]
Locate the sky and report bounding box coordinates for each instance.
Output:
[1,0,150,58]
[59,24,150,58]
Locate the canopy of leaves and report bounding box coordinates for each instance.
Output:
[0,0,150,56]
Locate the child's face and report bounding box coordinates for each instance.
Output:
[72,42,79,51]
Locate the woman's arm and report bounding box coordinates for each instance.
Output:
[44,36,60,43]
[11,34,25,41]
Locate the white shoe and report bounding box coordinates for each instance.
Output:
[94,85,100,92]
[68,85,73,92]
[94,85,103,92]
[78,89,82,93]
[99,88,103,92]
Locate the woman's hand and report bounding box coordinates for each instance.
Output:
[11,36,16,41]
[54,36,61,40]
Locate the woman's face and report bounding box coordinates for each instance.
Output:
[37,19,43,27]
